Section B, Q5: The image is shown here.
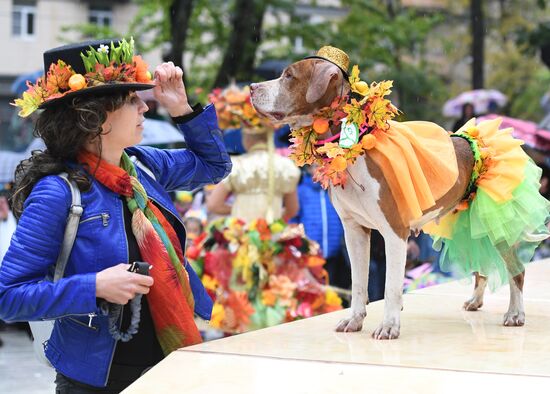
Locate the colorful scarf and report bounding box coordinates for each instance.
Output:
[78,150,202,354]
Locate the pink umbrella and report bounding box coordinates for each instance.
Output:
[443,89,507,118]
[477,114,550,153]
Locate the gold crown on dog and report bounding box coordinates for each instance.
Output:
[306,46,350,80]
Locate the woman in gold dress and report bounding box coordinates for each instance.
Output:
[186,85,342,334]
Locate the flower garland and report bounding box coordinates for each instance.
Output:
[289,65,399,189]
[186,218,343,333]
[13,38,152,117]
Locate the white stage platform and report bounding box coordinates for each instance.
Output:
[123,260,550,393]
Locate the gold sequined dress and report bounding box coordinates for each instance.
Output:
[222,144,300,222]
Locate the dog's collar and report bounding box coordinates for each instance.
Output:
[314,94,372,146]
[450,131,483,207]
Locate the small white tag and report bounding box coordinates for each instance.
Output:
[339,117,359,148]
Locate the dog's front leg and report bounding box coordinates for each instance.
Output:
[335,222,370,333]
[373,231,407,340]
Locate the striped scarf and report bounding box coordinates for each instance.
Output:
[78,151,202,354]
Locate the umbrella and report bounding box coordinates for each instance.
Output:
[443,89,507,118]
[478,114,550,153]
[10,70,43,95]
[139,118,185,146]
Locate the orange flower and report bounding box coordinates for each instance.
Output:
[330,156,347,172]
[269,275,297,307]
[361,134,376,150]
[256,218,271,241]
[133,56,151,82]
[307,255,325,267]
[261,290,277,306]
[225,291,255,332]
[313,118,329,134]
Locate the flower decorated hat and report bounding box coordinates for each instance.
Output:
[208,83,275,135]
[13,38,154,117]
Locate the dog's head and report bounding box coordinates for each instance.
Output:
[250,59,349,129]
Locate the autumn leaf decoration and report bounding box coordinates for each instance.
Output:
[12,37,152,117]
[208,84,275,132]
[288,65,399,189]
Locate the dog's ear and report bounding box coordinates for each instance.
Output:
[305,61,339,104]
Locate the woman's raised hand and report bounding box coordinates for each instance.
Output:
[153,62,193,118]
[96,263,154,305]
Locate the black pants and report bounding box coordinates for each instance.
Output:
[55,365,151,394]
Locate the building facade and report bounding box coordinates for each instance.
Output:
[0,0,162,97]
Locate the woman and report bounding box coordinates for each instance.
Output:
[0,39,231,392]
[186,85,342,335]
[452,102,475,132]
[206,84,300,222]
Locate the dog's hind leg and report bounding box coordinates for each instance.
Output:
[372,229,408,340]
[501,246,526,326]
[463,272,487,311]
[335,223,371,333]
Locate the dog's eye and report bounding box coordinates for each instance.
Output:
[284,72,293,80]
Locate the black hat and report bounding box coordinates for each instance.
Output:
[13,38,154,117]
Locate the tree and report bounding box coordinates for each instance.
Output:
[130,0,195,75]
[471,0,484,89]
[212,0,268,88]
[165,0,195,69]
[344,0,446,121]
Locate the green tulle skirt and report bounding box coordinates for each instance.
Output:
[432,160,550,289]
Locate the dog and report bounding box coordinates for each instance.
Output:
[250,56,544,340]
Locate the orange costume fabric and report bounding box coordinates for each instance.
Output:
[368,120,458,226]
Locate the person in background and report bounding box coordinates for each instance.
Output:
[207,124,300,222]
[292,166,349,289]
[453,102,475,132]
[183,215,205,242]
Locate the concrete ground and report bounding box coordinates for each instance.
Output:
[0,326,55,393]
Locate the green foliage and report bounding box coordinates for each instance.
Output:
[59,23,122,43]
[263,0,447,121]
[79,38,135,72]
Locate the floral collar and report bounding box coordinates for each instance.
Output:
[288,65,399,189]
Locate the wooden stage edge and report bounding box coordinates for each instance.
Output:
[124,259,550,393]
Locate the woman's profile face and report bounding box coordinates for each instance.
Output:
[100,92,149,150]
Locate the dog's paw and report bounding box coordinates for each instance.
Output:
[463,298,483,311]
[503,311,525,327]
[372,321,400,340]
[335,313,365,333]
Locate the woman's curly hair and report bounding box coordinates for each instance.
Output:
[11,92,130,218]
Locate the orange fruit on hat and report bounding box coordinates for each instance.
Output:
[68,74,86,90]
[331,156,347,172]
[312,118,329,134]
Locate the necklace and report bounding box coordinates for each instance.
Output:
[289,65,399,189]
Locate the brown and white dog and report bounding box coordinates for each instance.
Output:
[250,58,532,339]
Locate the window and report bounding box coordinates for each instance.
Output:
[89,7,113,28]
[12,1,36,39]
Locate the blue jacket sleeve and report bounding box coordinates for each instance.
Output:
[0,176,98,322]
[126,104,232,191]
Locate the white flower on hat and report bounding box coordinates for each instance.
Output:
[98,44,109,54]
